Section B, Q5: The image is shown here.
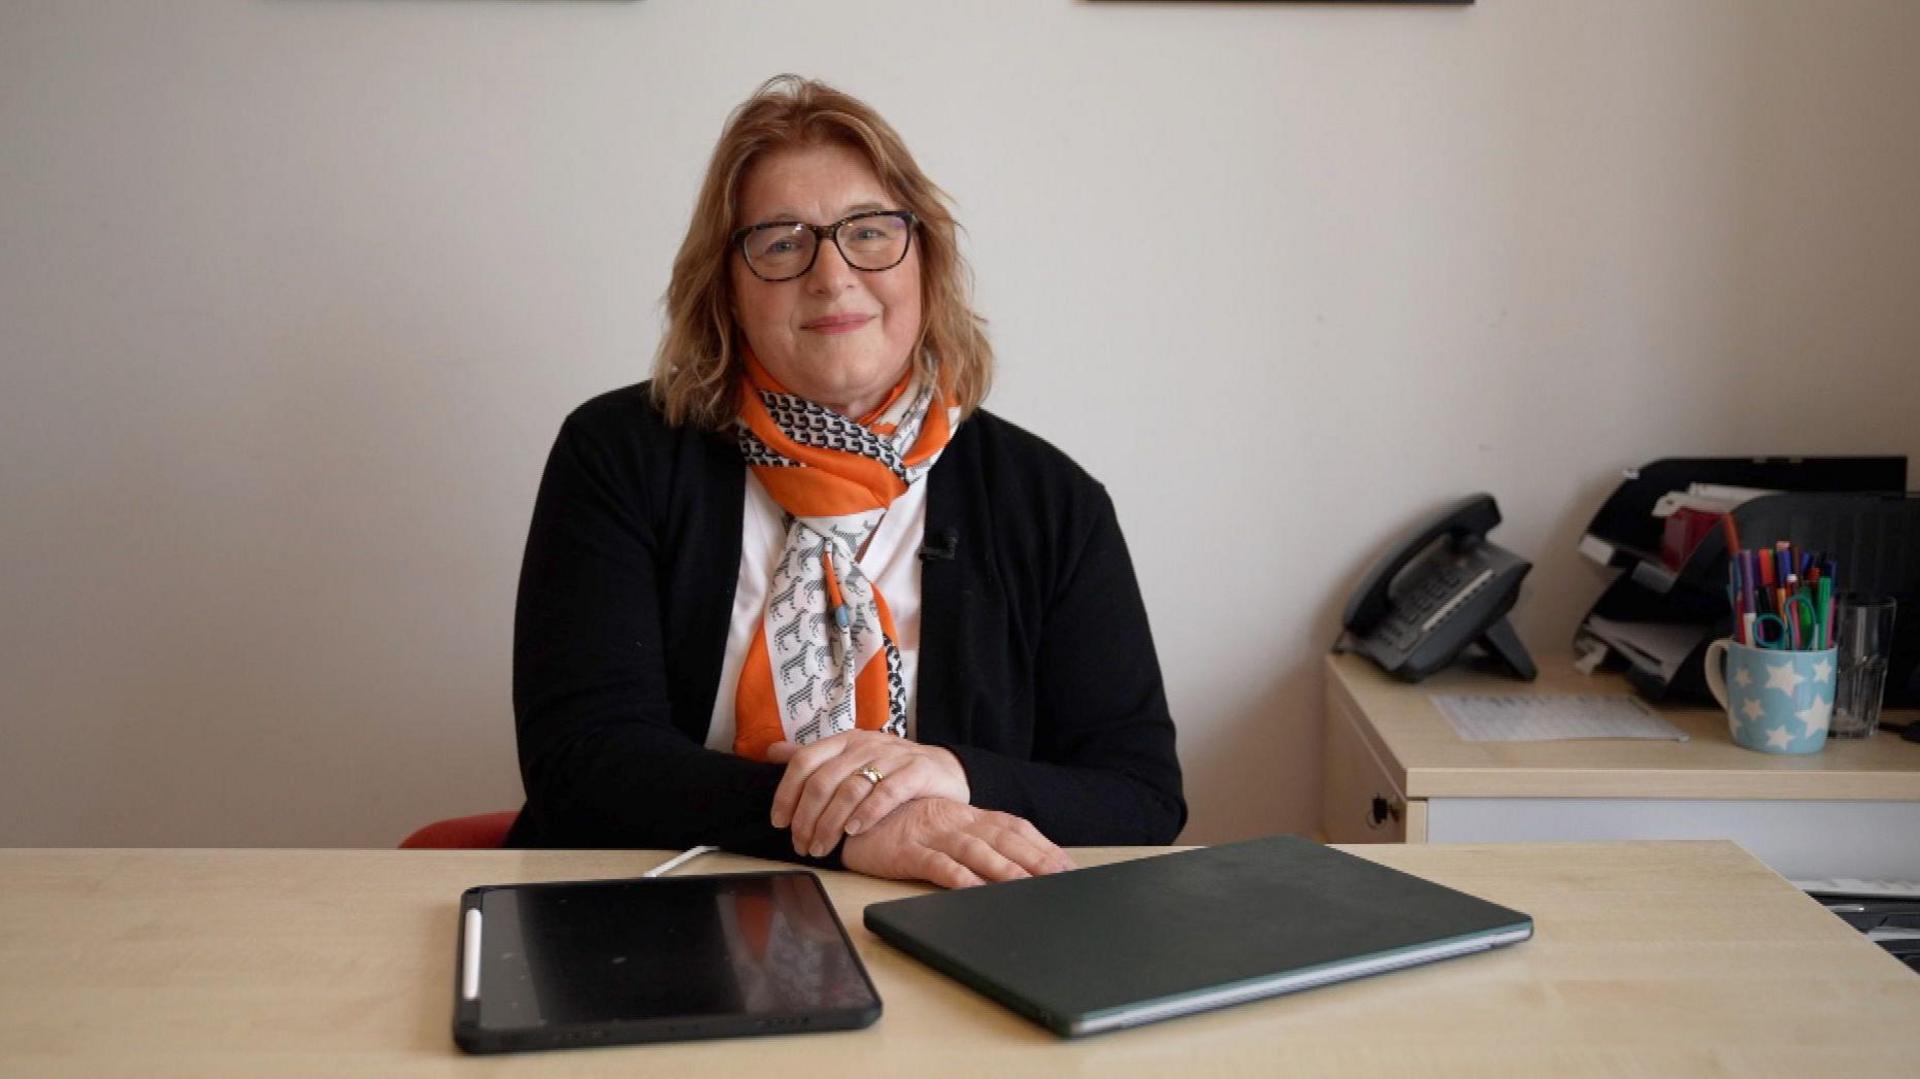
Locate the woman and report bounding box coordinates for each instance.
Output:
[507,75,1183,888]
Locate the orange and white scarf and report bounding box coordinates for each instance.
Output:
[731,354,955,761]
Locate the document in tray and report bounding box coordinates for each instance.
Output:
[1430,694,1689,743]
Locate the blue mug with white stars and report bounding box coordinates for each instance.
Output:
[1703,638,1837,754]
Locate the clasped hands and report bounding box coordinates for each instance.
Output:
[767,730,1074,889]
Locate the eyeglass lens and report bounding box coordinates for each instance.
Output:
[741,214,911,280]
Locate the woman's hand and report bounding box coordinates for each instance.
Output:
[767,731,971,858]
[840,798,1075,888]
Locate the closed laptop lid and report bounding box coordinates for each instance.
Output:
[862,835,1532,1037]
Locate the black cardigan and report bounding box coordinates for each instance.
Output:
[505,382,1185,863]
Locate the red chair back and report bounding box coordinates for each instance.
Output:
[399,810,519,849]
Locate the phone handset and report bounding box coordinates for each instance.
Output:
[1341,495,1502,636]
[1338,493,1536,683]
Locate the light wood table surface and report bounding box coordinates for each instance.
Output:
[3,842,1917,1077]
[1323,654,1920,879]
[1327,652,1920,802]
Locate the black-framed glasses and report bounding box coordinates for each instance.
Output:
[731,210,918,282]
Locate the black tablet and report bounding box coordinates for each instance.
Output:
[453,870,881,1053]
[865,835,1531,1037]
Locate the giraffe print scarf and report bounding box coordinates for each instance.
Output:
[730,352,954,761]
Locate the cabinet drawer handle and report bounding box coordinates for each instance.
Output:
[1367,795,1405,830]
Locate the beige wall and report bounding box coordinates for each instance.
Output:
[3,1,1916,847]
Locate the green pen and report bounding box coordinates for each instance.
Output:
[1816,576,1833,649]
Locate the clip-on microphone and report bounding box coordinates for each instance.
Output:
[918,528,959,562]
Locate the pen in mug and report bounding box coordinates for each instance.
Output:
[1781,572,1797,645]
[1743,554,1757,639]
[1740,560,1752,645]
[1737,550,1752,628]
[1742,550,1760,633]
[1735,552,1751,637]
[1739,556,1755,646]
[1785,574,1801,649]
[1825,562,1839,646]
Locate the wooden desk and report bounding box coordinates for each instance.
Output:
[3,843,1917,1076]
[1323,653,1920,879]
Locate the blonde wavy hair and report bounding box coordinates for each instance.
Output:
[651,75,994,429]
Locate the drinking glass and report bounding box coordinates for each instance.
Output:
[1830,594,1897,739]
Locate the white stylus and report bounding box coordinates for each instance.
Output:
[643,845,718,878]
[461,908,483,1001]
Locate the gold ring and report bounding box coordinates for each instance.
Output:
[857,765,885,786]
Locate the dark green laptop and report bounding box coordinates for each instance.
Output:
[862,834,1532,1037]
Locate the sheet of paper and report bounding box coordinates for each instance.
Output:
[1580,615,1707,681]
[1429,694,1689,743]
[1791,878,1920,898]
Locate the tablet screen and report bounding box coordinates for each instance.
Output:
[458,871,880,1050]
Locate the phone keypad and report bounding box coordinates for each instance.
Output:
[1375,562,1483,654]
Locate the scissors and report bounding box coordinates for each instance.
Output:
[1753,593,1819,650]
